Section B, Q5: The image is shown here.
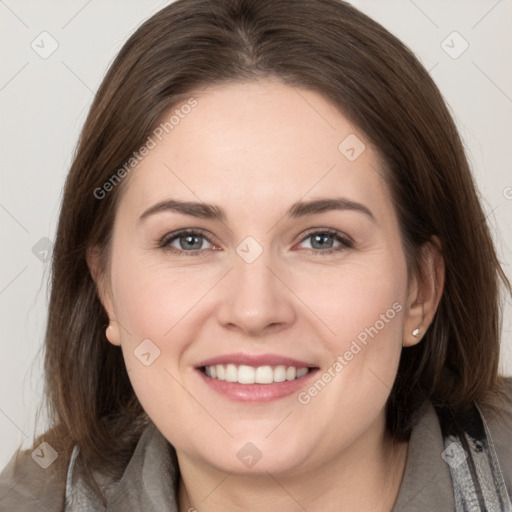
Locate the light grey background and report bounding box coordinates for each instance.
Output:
[1,0,511,468]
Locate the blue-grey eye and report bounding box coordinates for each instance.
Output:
[166,232,213,251]
[180,234,203,250]
[310,233,335,249]
[298,231,352,251]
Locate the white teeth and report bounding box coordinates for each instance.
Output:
[296,368,308,378]
[286,367,297,381]
[202,364,311,384]
[237,365,255,384]
[225,364,237,382]
[255,366,274,384]
[216,364,225,380]
[273,365,287,383]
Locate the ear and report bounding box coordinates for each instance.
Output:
[86,246,121,346]
[402,236,445,347]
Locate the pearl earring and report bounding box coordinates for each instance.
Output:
[412,327,421,337]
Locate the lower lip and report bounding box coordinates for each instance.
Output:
[196,368,319,402]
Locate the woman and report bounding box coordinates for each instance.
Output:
[1,0,510,511]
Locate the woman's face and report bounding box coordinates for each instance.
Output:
[98,79,424,475]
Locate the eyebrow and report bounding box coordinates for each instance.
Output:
[139,200,226,223]
[138,197,376,224]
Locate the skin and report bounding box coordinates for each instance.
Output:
[89,79,444,511]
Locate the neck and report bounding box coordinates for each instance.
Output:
[177,420,409,512]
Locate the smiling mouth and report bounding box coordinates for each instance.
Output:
[199,364,316,384]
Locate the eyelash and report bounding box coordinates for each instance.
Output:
[159,228,354,256]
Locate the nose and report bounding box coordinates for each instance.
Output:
[216,253,296,336]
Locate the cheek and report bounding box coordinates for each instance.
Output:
[110,248,214,343]
[296,255,406,349]
[109,256,209,427]
[292,248,408,412]
[108,247,224,403]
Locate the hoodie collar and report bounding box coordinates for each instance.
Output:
[66,422,180,512]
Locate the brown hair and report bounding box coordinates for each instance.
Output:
[35,0,509,502]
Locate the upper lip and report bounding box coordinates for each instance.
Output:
[195,353,317,369]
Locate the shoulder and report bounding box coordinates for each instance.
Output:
[479,376,512,493]
[0,428,68,511]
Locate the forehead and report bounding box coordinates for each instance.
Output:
[119,79,390,219]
